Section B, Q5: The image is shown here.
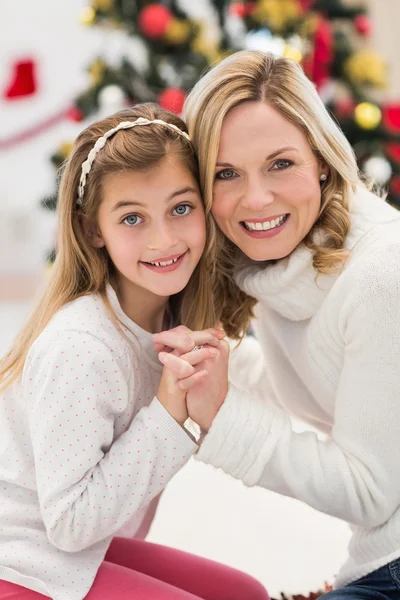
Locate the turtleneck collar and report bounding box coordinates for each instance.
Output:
[234,186,400,321]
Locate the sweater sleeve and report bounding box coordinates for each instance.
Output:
[227,333,277,404]
[197,246,400,528]
[24,330,197,552]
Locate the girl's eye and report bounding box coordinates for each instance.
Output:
[271,159,293,171]
[172,204,192,217]
[215,169,237,181]
[123,214,143,227]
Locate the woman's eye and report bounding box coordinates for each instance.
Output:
[271,159,293,171]
[215,169,237,181]
[123,214,143,226]
[172,204,192,217]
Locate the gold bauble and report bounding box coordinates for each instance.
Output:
[299,14,319,37]
[164,18,191,45]
[58,142,74,160]
[192,37,219,64]
[344,50,387,89]
[80,6,96,26]
[92,0,113,10]
[283,45,302,62]
[253,0,301,32]
[354,102,382,130]
[88,58,107,85]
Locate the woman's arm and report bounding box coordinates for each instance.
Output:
[196,247,400,528]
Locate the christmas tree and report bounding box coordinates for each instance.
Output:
[42,0,400,245]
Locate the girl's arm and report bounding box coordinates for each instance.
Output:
[24,330,197,553]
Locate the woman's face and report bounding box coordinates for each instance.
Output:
[212,101,328,261]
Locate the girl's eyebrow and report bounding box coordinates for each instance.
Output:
[216,146,299,168]
[111,187,198,212]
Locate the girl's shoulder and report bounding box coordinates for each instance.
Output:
[31,292,131,362]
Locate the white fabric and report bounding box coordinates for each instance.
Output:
[199,186,400,588]
[0,284,197,600]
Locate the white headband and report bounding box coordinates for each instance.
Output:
[76,117,191,206]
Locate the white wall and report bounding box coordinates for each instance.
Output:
[0,0,103,277]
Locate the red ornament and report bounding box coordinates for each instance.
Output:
[386,143,400,164]
[335,98,356,119]
[3,58,37,100]
[298,0,316,10]
[303,17,333,90]
[67,106,84,122]
[390,174,400,197]
[383,103,400,131]
[138,4,173,39]
[158,87,186,115]
[354,15,372,36]
[229,2,257,17]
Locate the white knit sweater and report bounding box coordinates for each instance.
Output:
[0,285,197,600]
[198,186,400,588]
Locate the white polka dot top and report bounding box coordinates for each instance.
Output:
[0,284,197,599]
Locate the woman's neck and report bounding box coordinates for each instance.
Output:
[111,276,169,334]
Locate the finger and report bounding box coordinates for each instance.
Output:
[153,342,170,353]
[180,346,218,366]
[153,332,197,353]
[158,352,195,378]
[178,370,208,390]
[194,327,226,339]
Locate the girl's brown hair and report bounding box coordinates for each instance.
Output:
[184,50,361,339]
[0,103,216,392]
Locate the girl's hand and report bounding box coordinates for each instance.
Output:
[156,345,219,426]
[153,325,225,355]
[159,340,230,432]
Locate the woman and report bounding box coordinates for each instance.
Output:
[156,51,400,599]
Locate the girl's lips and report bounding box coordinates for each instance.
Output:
[240,214,290,238]
[141,251,187,273]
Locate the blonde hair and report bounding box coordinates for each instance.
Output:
[0,103,216,391]
[184,50,361,339]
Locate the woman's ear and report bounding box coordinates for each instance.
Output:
[80,214,105,248]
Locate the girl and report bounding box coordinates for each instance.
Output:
[157,50,400,599]
[0,104,268,600]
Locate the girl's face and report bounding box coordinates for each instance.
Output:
[212,101,328,261]
[94,157,206,300]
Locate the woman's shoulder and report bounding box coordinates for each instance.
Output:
[337,233,400,318]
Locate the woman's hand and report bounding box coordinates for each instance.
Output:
[156,344,219,426]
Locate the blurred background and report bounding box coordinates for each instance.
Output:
[1,1,399,597]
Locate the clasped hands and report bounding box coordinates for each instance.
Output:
[153,326,229,433]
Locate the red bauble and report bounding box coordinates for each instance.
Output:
[383,103,400,131]
[229,2,257,17]
[390,174,400,197]
[354,15,372,36]
[138,4,173,39]
[386,143,400,163]
[67,106,84,122]
[158,87,186,115]
[298,0,316,10]
[335,98,356,119]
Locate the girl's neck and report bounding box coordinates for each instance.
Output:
[111,276,170,334]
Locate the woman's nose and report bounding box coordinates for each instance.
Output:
[242,178,274,212]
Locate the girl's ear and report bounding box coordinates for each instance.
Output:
[80,214,105,248]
